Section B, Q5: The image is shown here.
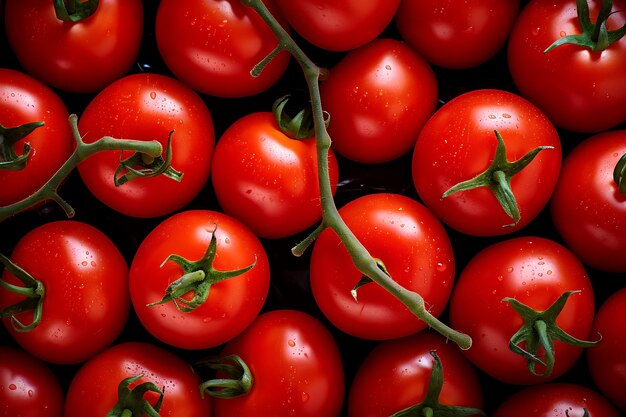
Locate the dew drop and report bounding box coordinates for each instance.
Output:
[8,384,16,390]
[559,30,566,37]
[81,261,88,266]
[301,392,310,403]
[288,339,296,347]
[436,262,447,272]
[506,267,514,273]
[488,114,496,119]
[28,389,33,397]
[150,91,157,100]
[502,113,511,118]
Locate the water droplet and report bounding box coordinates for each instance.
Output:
[559,30,566,37]
[150,91,157,100]
[547,270,553,275]
[436,262,447,272]
[301,392,310,402]
[224,238,231,244]
[506,267,514,273]
[91,261,97,267]
[81,261,88,266]
[502,113,511,118]
[385,64,392,70]
[288,339,296,347]
[8,384,17,390]
[497,275,504,282]
[27,389,33,397]
[488,114,496,119]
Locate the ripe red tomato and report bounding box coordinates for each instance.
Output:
[551,130,626,272]
[508,0,626,132]
[156,0,291,98]
[310,193,455,340]
[64,342,212,417]
[129,210,270,350]
[320,38,438,163]
[449,236,595,384]
[0,68,72,207]
[0,221,129,364]
[396,0,520,69]
[412,89,562,236]
[275,0,400,51]
[210,309,344,417]
[77,73,215,218]
[492,383,621,417]
[4,0,143,93]
[587,287,626,411]
[0,346,64,417]
[348,331,483,417]
[211,111,338,239]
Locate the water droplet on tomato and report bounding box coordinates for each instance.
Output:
[150,91,157,100]
[506,267,514,273]
[27,390,33,397]
[8,384,16,390]
[301,392,310,402]
[436,262,447,272]
[288,339,296,347]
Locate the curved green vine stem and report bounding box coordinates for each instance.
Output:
[0,114,164,223]
[240,0,472,350]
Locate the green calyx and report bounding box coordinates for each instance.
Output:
[0,253,44,332]
[0,121,44,171]
[198,355,253,399]
[544,0,626,53]
[148,225,256,313]
[613,153,626,193]
[273,95,328,139]
[53,0,99,22]
[350,258,389,303]
[105,375,164,417]
[441,130,553,227]
[503,290,601,378]
[391,351,485,417]
[114,130,182,187]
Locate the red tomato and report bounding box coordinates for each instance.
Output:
[587,287,626,411]
[129,210,270,350]
[396,0,520,69]
[211,111,338,239]
[0,69,72,207]
[0,346,64,417]
[320,38,438,163]
[508,0,626,132]
[77,73,215,218]
[348,331,483,417]
[275,0,400,51]
[211,309,344,417]
[551,130,626,272]
[310,193,455,340]
[449,236,595,384]
[156,0,291,98]
[412,89,562,236]
[64,342,212,417]
[492,383,621,417]
[4,0,143,93]
[0,221,129,364]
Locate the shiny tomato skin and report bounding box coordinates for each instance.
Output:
[129,210,270,350]
[64,342,212,417]
[0,221,129,364]
[396,0,520,69]
[275,0,400,51]
[492,383,621,417]
[211,111,339,239]
[310,193,455,340]
[449,236,595,385]
[551,130,626,272]
[77,73,215,218]
[587,287,626,411]
[4,0,143,93]
[0,69,72,207]
[412,89,562,236]
[0,346,64,417]
[508,0,626,133]
[156,0,290,98]
[212,309,344,417]
[348,331,483,417]
[320,38,438,163]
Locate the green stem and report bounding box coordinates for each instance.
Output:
[0,114,163,222]
[240,0,471,350]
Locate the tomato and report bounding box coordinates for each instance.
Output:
[64,341,211,417]
[129,210,270,350]
[348,330,483,417]
[156,0,291,98]
[508,0,626,133]
[395,0,520,69]
[0,68,72,207]
[449,236,595,385]
[275,0,400,51]
[320,38,438,164]
[77,73,215,218]
[492,383,621,417]
[0,221,129,364]
[210,309,344,417]
[211,111,338,239]
[0,346,64,417]
[4,0,143,93]
[310,193,454,340]
[587,287,626,411]
[551,130,626,272]
[412,89,562,236]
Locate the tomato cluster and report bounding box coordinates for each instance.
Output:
[1,1,625,417]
